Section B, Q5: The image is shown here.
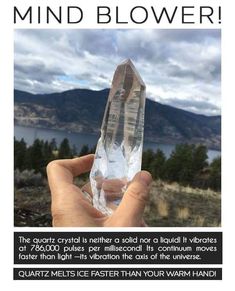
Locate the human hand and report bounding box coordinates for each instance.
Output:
[47,154,152,227]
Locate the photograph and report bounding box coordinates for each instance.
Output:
[14,29,221,227]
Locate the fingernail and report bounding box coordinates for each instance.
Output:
[138,171,152,186]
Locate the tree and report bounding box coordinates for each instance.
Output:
[28,139,44,173]
[165,144,194,184]
[209,157,221,191]
[142,149,155,172]
[14,138,27,170]
[151,149,166,179]
[79,144,89,157]
[58,138,72,159]
[89,145,96,154]
[42,141,54,165]
[192,145,208,173]
[49,138,57,151]
[71,144,78,157]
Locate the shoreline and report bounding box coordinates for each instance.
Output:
[14,123,221,152]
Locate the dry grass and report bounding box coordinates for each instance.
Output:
[14,185,52,226]
[14,178,221,227]
[144,180,221,227]
[157,199,169,218]
[177,207,190,220]
[162,182,220,197]
[192,215,205,227]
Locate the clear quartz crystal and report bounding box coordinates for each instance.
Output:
[90,59,146,215]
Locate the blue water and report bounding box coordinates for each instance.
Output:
[14,125,220,162]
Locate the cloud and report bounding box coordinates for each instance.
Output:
[14,29,221,116]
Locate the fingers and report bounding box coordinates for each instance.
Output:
[110,171,152,226]
[92,178,127,200]
[47,154,94,192]
[81,182,120,212]
[102,178,126,192]
[102,179,126,200]
[47,154,94,214]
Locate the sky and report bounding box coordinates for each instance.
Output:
[14,29,221,116]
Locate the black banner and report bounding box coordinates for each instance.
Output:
[13,268,222,280]
[14,232,222,264]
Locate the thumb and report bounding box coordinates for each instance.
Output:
[111,171,152,226]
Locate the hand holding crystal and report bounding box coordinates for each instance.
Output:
[47,154,152,227]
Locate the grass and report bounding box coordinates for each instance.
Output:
[157,199,169,218]
[14,178,221,227]
[14,184,52,227]
[177,207,190,220]
[144,180,221,227]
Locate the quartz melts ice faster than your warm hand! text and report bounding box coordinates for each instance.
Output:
[90,59,146,215]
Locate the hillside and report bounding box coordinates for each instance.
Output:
[14,89,221,150]
[14,177,220,227]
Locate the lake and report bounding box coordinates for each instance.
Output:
[14,125,221,162]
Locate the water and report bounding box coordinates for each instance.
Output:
[14,125,221,163]
[14,125,97,153]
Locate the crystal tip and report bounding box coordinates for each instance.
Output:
[120,58,133,65]
[118,59,145,87]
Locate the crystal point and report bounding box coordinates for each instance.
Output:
[90,59,146,215]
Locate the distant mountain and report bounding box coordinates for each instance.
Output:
[14,89,221,150]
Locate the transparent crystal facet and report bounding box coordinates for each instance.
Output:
[90,59,146,215]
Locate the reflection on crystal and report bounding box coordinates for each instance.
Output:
[90,59,146,215]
